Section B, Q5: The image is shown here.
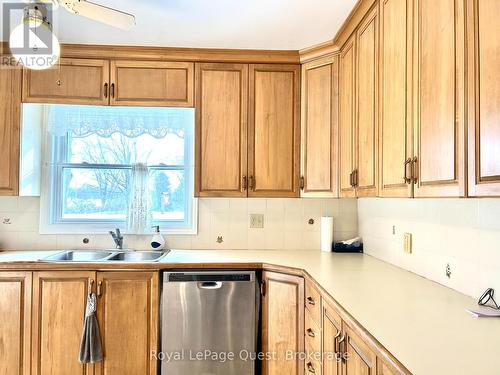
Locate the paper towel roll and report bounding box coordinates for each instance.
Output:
[320,216,334,252]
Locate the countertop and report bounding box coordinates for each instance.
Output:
[1,249,499,375]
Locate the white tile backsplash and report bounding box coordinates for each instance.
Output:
[358,198,500,298]
[0,197,358,252]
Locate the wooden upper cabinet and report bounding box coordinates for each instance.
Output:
[110,60,194,107]
[300,55,339,197]
[248,64,300,197]
[195,63,248,197]
[23,58,109,105]
[95,272,158,375]
[342,322,377,375]
[261,271,304,375]
[355,6,379,197]
[339,36,357,198]
[467,0,500,196]
[32,271,95,375]
[412,0,466,197]
[0,272,32,375]
[379,0,413,198]
[0,64,21,196]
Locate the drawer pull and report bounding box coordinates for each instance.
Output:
[306,362,316,373]
[306,328,316,338]
[306,296,316,306]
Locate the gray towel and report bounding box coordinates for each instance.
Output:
[79,293,103,363]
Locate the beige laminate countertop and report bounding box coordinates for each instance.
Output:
[1,249,498,375]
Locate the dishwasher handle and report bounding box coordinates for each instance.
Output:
[197,281,223,289]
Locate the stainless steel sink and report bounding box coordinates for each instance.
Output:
[107,251,169,262]
[40,250,115,262]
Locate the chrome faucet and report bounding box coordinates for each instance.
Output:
[109,228,124,249]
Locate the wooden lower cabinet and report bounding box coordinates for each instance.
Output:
[32,271,95,375]
[0,272,31,375]
[28,270,158,375]
[95,271,158,375]
[322,302,342,375]
[261,271,305,375]
[342,322,377,375]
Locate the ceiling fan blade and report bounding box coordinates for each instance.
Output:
[61,0,136,30]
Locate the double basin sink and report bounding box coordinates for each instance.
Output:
[40,249,170,263]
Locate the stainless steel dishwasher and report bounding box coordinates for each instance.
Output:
[161,271,258,375]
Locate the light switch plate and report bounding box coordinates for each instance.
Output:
[404,233,412,253]
[250,214,264,229]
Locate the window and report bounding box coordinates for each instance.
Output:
[36,104,197,234]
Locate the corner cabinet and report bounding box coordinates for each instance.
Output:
[195,63,248,197]
[261,271,304,375]
[0,63,21,196]
[300,55,339,197]
[466,0,500,197]
[0,272,32,375]
[412,0,466,197]
[248,64,301,197]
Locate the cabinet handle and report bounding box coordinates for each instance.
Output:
[88,279,94,296]
[300,176,305,190]
[306,296,316,306]
[354,169,359,187]
[97,281,103,297]
[103,83,109,98]
[242,176,247,191]
[334,329,342,353]
[349,171,354,187]
[306,362,316,373]
[306,328,316,338]
[248,176,255,191]
[338,334,346,361]
[403,158,412,184]
[411,156,418,184]
[111,83,115,98]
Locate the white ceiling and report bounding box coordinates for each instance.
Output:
[2,0,357,50]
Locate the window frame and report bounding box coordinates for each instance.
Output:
[39,105,198,235]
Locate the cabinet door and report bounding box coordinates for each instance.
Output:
[261,271,304,375]
[342,323,376,375]
[32,271,95,375]
[378,0,413,197]
[339,36,357,198]
[301,56,339,197]
[355,6,379,197]
[323,302,342,375]
[0,64,21,195]
[195,63,248,197]
[23,58,109,105]
[95,272,158,375]
[467,0,500,196]
[412,0,466,197]
[0,272,31,375]
[110,60,194,107]
[248,64,300,197]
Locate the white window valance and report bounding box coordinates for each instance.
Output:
[47,104,193,139]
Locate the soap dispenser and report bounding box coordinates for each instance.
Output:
[150,226,166,250]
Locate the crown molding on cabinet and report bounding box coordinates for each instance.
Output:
[1,42,300,64]
[299,40,339,63]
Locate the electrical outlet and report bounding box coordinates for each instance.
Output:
[403,233,412,253]
[250,214,264,229]
[392,225,396,235]
[445,263,452,278]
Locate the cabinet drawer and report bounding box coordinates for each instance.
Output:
[305,358,322,375]
[305,308,322,354]
[305,280,321,324]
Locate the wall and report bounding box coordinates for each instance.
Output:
[0,196,358,251]
[358,198,500,298]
